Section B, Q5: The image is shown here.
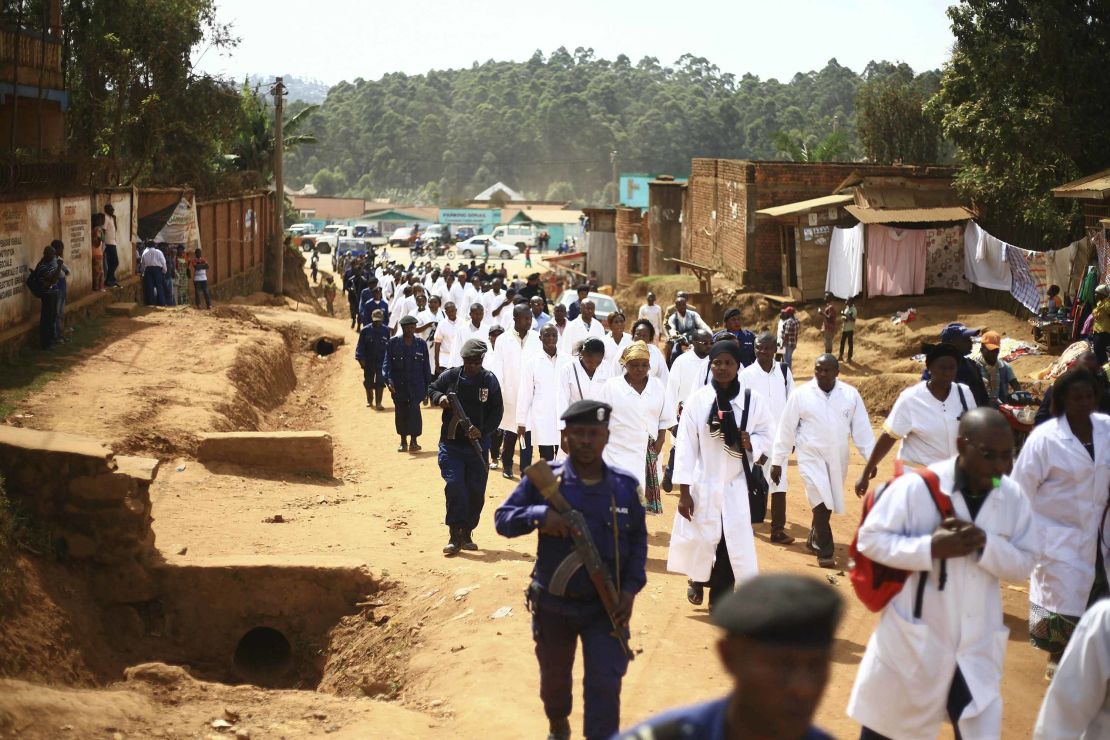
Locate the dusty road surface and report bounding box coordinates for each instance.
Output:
[0,264,1056,738]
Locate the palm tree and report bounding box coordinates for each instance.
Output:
[772,129,852,163]
[229,81,318,181]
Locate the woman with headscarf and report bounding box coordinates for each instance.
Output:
[854,343,977,496]
[597,341,676,513]
[1010,367,1110,679]
[667,341,774,608]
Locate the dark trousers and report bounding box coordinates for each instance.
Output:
[38,294,57,349]
[363,359,386,390]
[54,288,66,340]
[704,535,735,608]
[194,280,211,308]
[162,274,176,306]
[811,503,834,559]
[537,445,557,462]
[439,442,488,530]
[860,668,971,740]
[839,330,854,360]
[532,594,628,740]
[501,430,534,476]
[142,267,164,306]
[392,392,423,439]
[104,244,119,285]
[1094,331,1110,367]
[770,491,787,534]
[348,297,359,326]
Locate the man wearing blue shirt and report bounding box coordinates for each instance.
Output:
[617,574,841,740]
[495,399,647,740]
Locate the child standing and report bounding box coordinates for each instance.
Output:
[838,296,857,362]
[192,248,212,309]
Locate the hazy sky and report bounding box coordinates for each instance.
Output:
[193,0,958,86]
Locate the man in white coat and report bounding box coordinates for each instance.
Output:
[433,301,460,373]
[848,408,1037,740]
[559,298,605,356]
[668,341,774,609]
[662,328,711,490]
[447,303,490,368]
[771,354,874,568]
[1034,598,1110,739]
[740,332,796,545]
[516,323,564,464]
[490,304,540,479]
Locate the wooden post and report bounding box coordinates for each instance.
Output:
[265,77,286,296]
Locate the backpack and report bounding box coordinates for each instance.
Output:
[25,267,46,298]
[849,466,955,615]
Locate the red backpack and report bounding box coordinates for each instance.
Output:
[849,465,955,614]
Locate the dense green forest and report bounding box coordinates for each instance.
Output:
[284,52,943,205]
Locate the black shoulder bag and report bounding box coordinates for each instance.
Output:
[739,388,769,523]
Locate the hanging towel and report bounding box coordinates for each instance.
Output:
[1007,246,1049,313]
[825,224,864,299]
[1094,230,1109,284]
[1045,239,1082,297]
[963,221,1013,290]
[866,225,927,297]
[925,224,970,292]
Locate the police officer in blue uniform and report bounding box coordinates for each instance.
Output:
[428,338,503,556]
[382,314,432,453]
[355,308,391,410]
[616,575,841,740]
[495,400,647,740]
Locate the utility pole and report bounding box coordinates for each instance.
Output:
[266,76,287,296]
[609,150,619,206]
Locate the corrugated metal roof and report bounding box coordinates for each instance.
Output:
[517,208,584,224]
[1052,169,1110,200]
[845,205,975,224]
[755,194,855,218]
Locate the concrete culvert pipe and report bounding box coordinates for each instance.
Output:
[233,626,293,685]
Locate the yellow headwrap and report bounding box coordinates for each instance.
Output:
[621,340,651,365]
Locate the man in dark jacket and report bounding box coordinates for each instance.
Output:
[383,315,432,452]
[31,242,62,350]
[355,309,391,410]
[428,338,504,556]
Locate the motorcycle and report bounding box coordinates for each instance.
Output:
[997,390,1037,452]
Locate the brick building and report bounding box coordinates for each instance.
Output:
[682,159,959,293]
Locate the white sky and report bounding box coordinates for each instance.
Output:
[193,0,958,86]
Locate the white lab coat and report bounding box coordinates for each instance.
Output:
[847,457,1038,740]
[447,320,490,369]
[556,359,612,429]
[739,360,795,494]
[667,385,773,583]
[433,318,458,370]
[647,343,669,387]
[664,350,710,418]
[516,349,564,446]
[559,316,605,356]
[597,374,675,490]
[1009,413,1110,616]
[1034,599,1110,740]
[601,332,632,376]
[771,379,874,514]
[489,329,540,433]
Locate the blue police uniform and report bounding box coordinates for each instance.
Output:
[428,365,503,536]
[616,697,832,740]
[355,323,390,394]
[495,458,647,740]
[724,328,757,367]
[343,267,358,326]
[360,294,389,327]
[382,335,432,441]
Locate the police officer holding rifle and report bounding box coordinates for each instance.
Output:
[495,400,648,740]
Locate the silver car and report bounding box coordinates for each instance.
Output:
[456,236,520,260]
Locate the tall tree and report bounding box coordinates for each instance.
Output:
[929,1,1110,246]
[856,63,942,165]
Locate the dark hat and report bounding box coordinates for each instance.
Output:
[560,399,612,426]
[711,574,842,648]
[922,342,965,366]
[939,322,980,343]
[398,315,418,327]
[709,340,743,365]
[460,338,488,359]
[723,307,741,321]
[488,325,505,336]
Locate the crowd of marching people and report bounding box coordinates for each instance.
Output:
[334,250,1109,740]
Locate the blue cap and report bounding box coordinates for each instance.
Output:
[939,323,980,343]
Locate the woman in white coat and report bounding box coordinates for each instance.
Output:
[855,343,976,495]
[1009,367,1110,677]
[601,310,632,376]
[668,341,774,608]
[556,337,611,411]
[598,341,675,513]
[632,318,669,387]
[516,324,564,463]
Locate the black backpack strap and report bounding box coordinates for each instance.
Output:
[957,384,968,413]
[779,362,789,389]
[572,362,584,400]
[739,389,754,473]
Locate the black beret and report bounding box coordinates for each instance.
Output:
[460,338,488,359]
[398,315,418,327]
[560,400,612,426]
[711,574,842,648]
[723,307,741,321]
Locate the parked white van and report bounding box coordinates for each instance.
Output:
[489,224,536,248]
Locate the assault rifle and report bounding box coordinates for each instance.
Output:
[446,391,484,458]
[523,460,635,661]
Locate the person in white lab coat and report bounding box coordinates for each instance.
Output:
[661,329,712,492]
[556,337,611,416]
[669,341,774,609]
[848,408,1038,740]
[447,303,489,368]
[1034,598,1110,740]
[489,305,541,479]
[771,354,874,568]
[601,311,632,376]
[739,332,796,545]
[516,323,564,463]
[598,341,676,512]
[559,298,606,356]
[855,344,976,498]
[1009,367,1110,676]
[433,301,459,373]
[631,318,669,386]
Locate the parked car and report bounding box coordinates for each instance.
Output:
[288,222,317,234]
[556,290,620,327]
[389,227,414,247]
[334,238,373,260]
[455,235,519,260]
[490,223,536,248]
[454,226,477,241]
[422,224,448,242]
